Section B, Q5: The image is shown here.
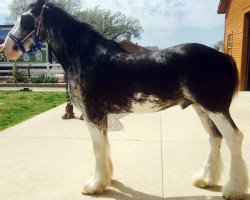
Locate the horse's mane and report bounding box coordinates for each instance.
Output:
[47,3,104,37]
[25,1,107,43]
[37,2,125,54]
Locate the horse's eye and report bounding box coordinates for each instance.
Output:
[21,15,35,30]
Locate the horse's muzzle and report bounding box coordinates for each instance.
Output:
[0,39,22,60]
[0,44,4,52]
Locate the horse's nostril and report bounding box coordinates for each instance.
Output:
[12,45,19,51]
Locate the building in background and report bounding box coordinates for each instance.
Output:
[0,25,13,44]
[146,46,160,52]
[119,33,157,53]
[119,40,152,53]
[218,0,250,90]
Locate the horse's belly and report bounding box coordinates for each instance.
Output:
[129,93,166,113]
[130,101,162,113]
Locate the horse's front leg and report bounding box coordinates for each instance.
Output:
[82,116,113,195]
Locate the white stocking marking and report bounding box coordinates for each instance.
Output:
[82,121,113,195]
[193,105,223,187]
[193,136,223,188]
[208,112,249,200]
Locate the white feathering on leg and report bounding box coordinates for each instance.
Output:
[193,136,223,188]
[82,121,112,195]
[208,112,249,200]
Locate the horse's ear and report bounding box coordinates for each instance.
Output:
[35,0,47,8]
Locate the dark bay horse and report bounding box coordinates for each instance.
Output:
[0,0,248,199]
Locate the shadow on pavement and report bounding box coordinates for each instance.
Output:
[166,194,250,200]
[94,180,162,200]
[92,180,250,200]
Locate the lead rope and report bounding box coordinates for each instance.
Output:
[62,73,76,120]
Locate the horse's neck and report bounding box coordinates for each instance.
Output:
[45,20,123,71]
[44,19,82,67]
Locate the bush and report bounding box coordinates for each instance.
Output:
[31,75,58,83]
[11,63,29,83]
[0,52,7,62]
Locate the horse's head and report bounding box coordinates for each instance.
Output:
[0,0,47,60]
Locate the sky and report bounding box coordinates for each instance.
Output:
[0,0,225,49]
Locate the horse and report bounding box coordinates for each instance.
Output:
[0,0,248,199]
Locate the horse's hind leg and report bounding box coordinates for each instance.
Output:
[207,111,249,200]
[192,105,223,188]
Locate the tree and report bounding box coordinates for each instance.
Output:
[76,6,143,41]
[5,0,30,24]
[213,40,224,52]
[6,1,143,41]
[6,0,84,24]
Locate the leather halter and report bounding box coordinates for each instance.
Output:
[8,1,48,61]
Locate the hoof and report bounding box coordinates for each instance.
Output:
[192,178,210,188]
[82,184,104,195]
[192,171,216,188]
[82,175,111,195]
[222,182,246,200]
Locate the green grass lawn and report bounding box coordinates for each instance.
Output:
[0,91,67,131]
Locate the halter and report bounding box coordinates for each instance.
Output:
[8,0,48,61]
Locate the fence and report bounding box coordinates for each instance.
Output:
[0,63,64,78]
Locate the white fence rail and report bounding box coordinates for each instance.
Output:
[0,63,64,78]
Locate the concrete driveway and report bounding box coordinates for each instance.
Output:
[0,92,250,200]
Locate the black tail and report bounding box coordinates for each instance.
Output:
[185,50,240,113]
[225,54,239,97]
